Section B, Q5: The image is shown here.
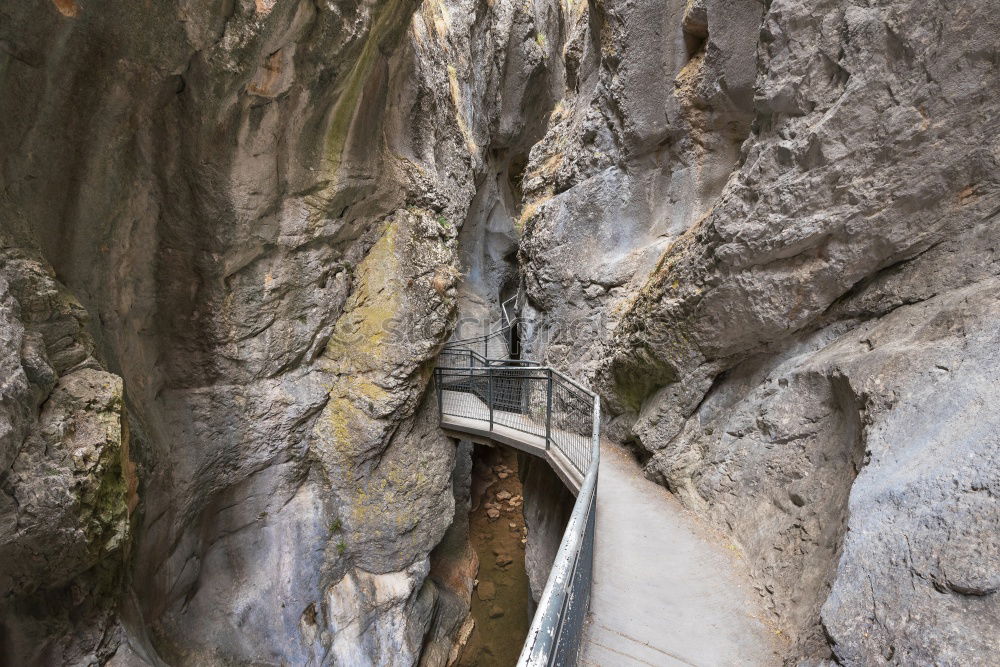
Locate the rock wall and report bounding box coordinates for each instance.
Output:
[0,245,132,664]
[516,0,1000,663]
[517,452,573,603]
[0,0,567,663]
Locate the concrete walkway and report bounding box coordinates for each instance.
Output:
[581,443,780,666]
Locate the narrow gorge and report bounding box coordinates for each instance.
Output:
[1,0,997,665]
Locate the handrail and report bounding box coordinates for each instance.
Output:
[519,394,599,665]
[434,301,599,666]
[500,294,516,329]
[443,295,520,353]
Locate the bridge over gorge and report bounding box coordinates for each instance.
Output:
[434,299,779,666]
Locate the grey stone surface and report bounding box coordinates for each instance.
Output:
[518,0,765,379]
[0,244,132,664]
[517,451,574,603]
[2,0,998,663]
[515,0,1000,663]
[0,0,575,663]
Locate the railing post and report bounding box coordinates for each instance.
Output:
[435,368,443,420]
[592,394,601,466]
[488,368,494,431]
[545,370,553,449]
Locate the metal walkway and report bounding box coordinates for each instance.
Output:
[434,299,777,666]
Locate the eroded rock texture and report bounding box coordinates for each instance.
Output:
[2,0,998,663]
[1,0,576,663]
[2,0,521,662]
[517,452,573,603]
[0,245,132,664]
[514,0,1000,663]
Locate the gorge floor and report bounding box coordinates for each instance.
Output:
[457,446,532,666]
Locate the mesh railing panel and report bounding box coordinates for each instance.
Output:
[434,365,594,478]
[445,324,513,361]
[490,367,548,441]
[548,374,594,473]
[437,369,489,423]
[437,347,485,370]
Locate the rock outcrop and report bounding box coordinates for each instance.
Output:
[0,244,132,664]
[517,0,1000,663]
[1,0,570,662]
[517,452,573,603]
[5,0,474,654]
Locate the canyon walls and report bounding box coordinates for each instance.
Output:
[2,0,998,664]
[0,0,566,662]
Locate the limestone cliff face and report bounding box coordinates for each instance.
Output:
[0,245,132,664]
[0,0,559,663]
[1,0,998,664]
[517,0,1000,663]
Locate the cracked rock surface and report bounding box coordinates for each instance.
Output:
[515,0,999,663]
[1,0,574,663]
[0,244,132,664]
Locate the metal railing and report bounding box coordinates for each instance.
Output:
[446,295,519,360]
[433,298,600,666]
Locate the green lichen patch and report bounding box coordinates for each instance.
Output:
[309,208,459,568]
[323,0,423,176]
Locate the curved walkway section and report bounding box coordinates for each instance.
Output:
[582,443,779,666]
[433,350,599,665]
[438,389,586,494]
[435,302,776,665]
